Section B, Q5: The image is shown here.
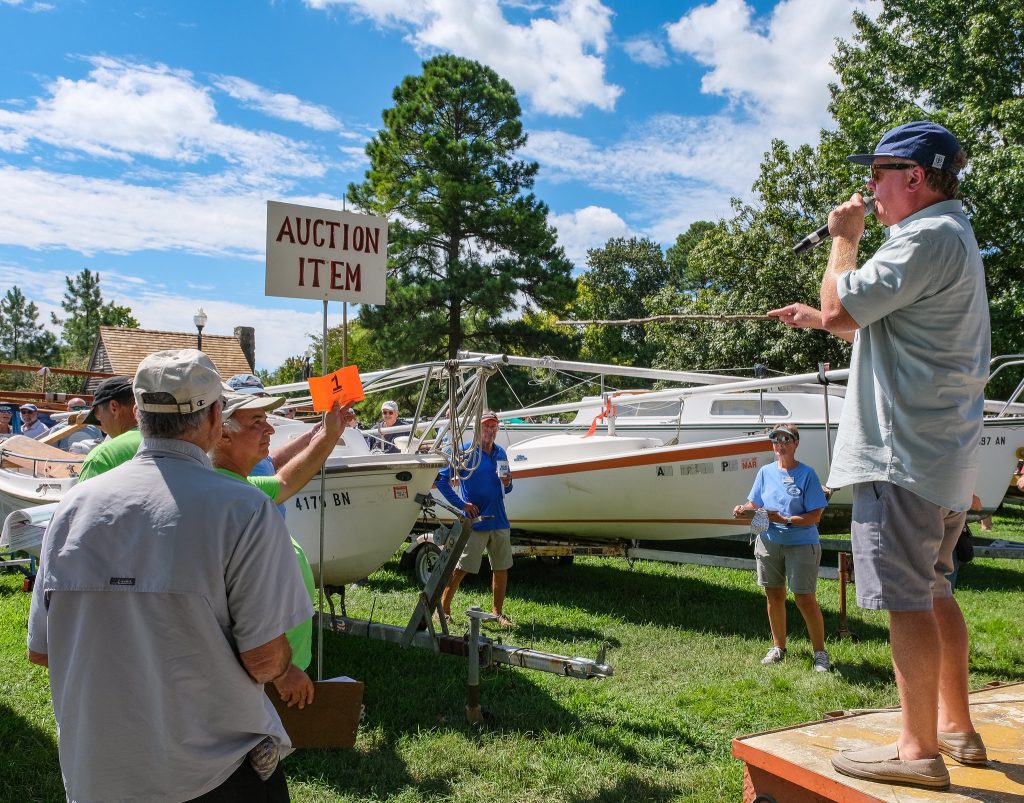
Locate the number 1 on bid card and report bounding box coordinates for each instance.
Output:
[308,365,364,412]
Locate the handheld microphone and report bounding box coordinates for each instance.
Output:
[793,198,875,254]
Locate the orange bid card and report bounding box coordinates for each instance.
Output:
[307,365,364,412]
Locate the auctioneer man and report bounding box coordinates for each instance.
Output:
[770,121,989,790]
[28,349,312,801]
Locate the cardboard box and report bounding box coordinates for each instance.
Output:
[267,676,364,748]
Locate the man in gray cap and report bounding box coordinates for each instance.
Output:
[771,121,988,789]
[28,349,311,801]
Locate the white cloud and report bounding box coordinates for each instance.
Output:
[304,0,621,116]
[528,0,878,242]
[0,166,267,257]
[666,0,875,135]
[0,262,325,370]
[549,205,629,265]
[1,0,54,10]
[213,75,345,132]
[0,165,352,258]
[623,36,670,68]
[0,56,328,178]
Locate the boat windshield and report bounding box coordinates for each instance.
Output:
[709,398,790,417]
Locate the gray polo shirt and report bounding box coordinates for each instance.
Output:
[827,200,990,511]
[28,437,313,802]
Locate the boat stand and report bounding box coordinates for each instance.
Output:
[319,509,613,722]
[733,681,1024,802]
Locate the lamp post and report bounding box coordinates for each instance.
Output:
[193,308,208,351]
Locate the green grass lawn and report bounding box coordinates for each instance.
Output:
[2,504,1023,803]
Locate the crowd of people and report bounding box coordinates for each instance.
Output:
[11,118,1017,799]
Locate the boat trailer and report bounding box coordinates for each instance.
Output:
[318,495,613,723]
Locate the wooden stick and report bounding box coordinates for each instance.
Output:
[556,313,774,326]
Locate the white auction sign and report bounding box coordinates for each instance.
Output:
[265,200,388,303]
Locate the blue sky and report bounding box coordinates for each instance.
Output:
[0,0,876,370]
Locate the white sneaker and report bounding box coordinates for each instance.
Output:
[761,646,786,665]
[813,650,832,672]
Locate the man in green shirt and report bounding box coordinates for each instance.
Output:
[211,392,344,708]
[77,376,141,482]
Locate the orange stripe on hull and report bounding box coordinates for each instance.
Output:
[511,439,773,479]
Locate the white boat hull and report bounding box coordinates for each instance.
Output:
[496,397,1024,517]
[3,425,447,586]
[434,434,776,543]
[285,454,445,585]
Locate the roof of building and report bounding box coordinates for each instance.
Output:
[87,327,253,391]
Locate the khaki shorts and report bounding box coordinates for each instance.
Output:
[754,536,821,595]
[456,528,513,574]
[851,482,963,611]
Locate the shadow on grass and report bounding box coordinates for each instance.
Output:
[490,558,893,645]
[0,700,63,802]
[956,561,1024,592]
[0,577,32,598]
[566,775,686,803]
[286,633,593,797]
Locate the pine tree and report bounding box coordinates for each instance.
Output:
[0,286,59,364]
[51,269,139,360]
[349,55,576,363]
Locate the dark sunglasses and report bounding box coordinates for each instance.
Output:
[769,434,795,444]
[869,163,917,181]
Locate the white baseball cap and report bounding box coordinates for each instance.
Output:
[221,392,284,422]
[381,400,399,412]
[134,349,224,414]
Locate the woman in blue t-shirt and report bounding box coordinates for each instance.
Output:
[733,423,831,672]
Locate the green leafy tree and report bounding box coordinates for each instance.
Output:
[348,55,576,363]
[824,0,1024,391]
[0,286,59,365]
[650,0,1023,386]
[572,237,670,367]
[665,220,722,292]
[51,269,139,361]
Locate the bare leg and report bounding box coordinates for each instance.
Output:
[933,596,975,734]
[491,569,508,616]
[765,585,788,648]
[794,592,826,652]
[441,568,467,617]
[889,609,941,759]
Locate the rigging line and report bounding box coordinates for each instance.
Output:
[495,367,525,410]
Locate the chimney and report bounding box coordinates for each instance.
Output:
[235,326,256,372]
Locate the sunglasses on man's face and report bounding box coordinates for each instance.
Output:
[769,434,795,444]
[869,163,917,182]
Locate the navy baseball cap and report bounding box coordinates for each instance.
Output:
[848,121,962,172]
[226,373,266,395]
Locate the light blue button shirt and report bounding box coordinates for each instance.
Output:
[827,200,990,511]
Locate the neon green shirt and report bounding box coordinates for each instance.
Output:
[214,467,315,671]
[77,429,143,482]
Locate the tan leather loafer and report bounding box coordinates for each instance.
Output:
[831,743,949,790]
[938,730,988,764]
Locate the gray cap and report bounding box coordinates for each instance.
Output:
[381,400,399,412]
[134,349,223,414]
[221,391,284,422]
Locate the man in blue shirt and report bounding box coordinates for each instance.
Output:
[436,411,515,627]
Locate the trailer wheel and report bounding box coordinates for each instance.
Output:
[413,541,442,589]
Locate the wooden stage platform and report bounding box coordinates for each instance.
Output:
[733,681,1024,802]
